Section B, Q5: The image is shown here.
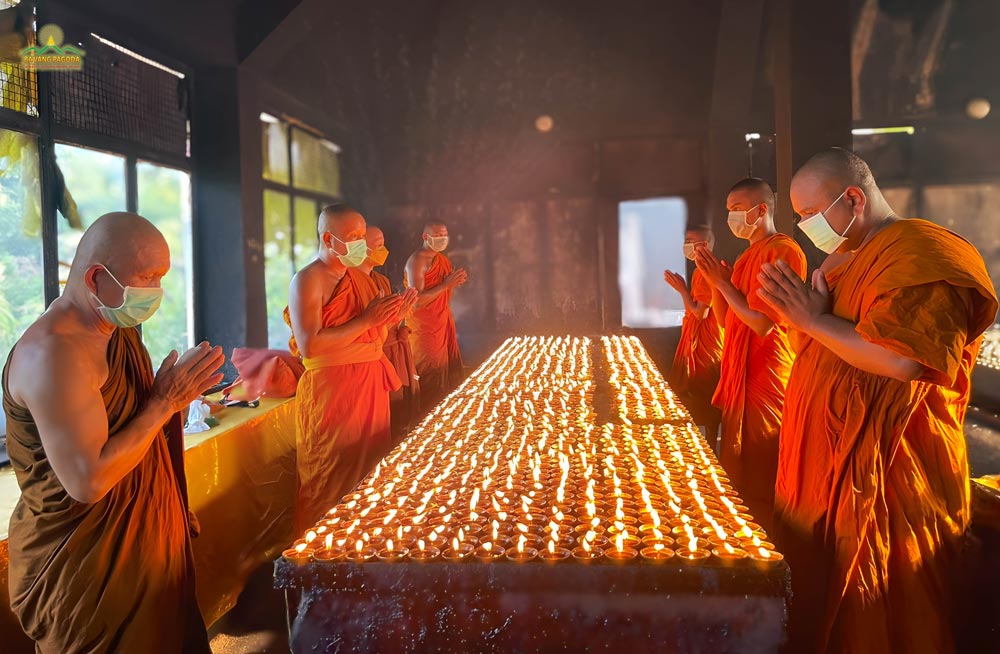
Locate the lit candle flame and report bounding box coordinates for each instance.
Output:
[418,539,426,552]
[324,534,333,550]
[452,537,460,552]
[387,539,394,552]
[294,542,307,554]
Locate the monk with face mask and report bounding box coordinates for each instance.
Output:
[2,212,224,653]
[759,148,998,653]
[285,205,418,530]
[404,222,467,407]
[694,178,807,531]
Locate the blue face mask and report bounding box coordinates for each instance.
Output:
[91,265,163,329]
[330,234,368,267]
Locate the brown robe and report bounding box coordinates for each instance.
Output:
[2,327,209,654]
[371,270,420,438]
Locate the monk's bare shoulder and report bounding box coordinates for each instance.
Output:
[405,248,433,270]
[290,259,342,297]
[7,312,106,406]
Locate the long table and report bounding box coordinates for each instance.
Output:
[276,336,791,653]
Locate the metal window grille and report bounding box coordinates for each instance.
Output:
[0,0,39,116]
[47,24,188,159]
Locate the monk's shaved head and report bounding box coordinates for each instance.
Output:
[423,222,447,237]
[319,203,366,242]
[726,178,775,215]
[793,147,877,195]
[685,225,714,247]
[365,225,385,250]
[68,212,169,285]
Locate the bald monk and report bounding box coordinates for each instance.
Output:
[359,225,421,438]
[664,225,724,431]
[285,204,417,531]
[758,148,998,653]
[2,212,224,653]
[404,222,467,406]
[694,178,806,529]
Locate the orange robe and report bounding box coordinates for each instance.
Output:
[712,233,806,527]
[2,328,209,654]
[372,270,420,436]
[405,252,463,404]
[285,267,401,531]
[670,268,724,408]
[774,220,998,653]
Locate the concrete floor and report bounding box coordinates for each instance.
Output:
[209,409,1000,654]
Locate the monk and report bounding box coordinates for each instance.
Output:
[285,204,417,531]
[2,212,224,653]
[663,225,724,436]
[758,148,997,653]
[360,225,421,439]
[694,178,806,529]
[404,222,467,406]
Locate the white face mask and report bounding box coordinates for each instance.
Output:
[797,189,856,254]
[329,234,368,267]
[91,265,163,329]
[682,243,697,260]
[727,206,762,240]
[425,235,449,252]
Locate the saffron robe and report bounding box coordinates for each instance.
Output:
[286,267,401,531]
[2,328,209,654]
[371,270,420,436]
[670,268,724,407]
[774,219,998,653]
[405,252,463,404]
[712,233,806,527]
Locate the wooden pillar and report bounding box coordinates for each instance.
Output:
[771,0,853,263]
[705,0,768,266]
[191,67,266,377]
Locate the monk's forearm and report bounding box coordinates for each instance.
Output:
[415,283,449,307]
[711,288,730,322]
[690,301,710,320]
[805,313,923,382]
[302,315,376,357]
[717,281,773,336]
[88,396,174,502]
[677,288,696,314]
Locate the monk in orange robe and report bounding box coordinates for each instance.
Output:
[360,225,421,439]
[664,225,724,434]
[286,205,417,531]
[694,178,806,529]
[2,213,223,653]
[759,148,998,653]
[404,221,467,407]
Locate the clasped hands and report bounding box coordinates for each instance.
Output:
[365,287,419,327]
[757,260,832,332]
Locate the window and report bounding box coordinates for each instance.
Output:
[0,0,38,116]
[54,143,127,287]
[0,128,42,371]
[618,197,688,328]
[137,162,193,363]
[260,113,341,349]
[0,22,192,388]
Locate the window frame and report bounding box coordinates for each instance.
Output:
[0,1,193,307]
[259,113,342,347]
